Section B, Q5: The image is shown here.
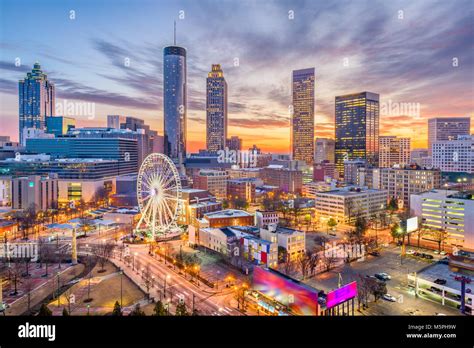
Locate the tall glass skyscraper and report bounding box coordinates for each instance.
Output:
[18,62,55,145]
[335,92,379,176]
[206,64,227,153]
[291,68,315,165]
[163,46,187,168]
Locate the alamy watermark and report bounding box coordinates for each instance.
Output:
[324,242,366,260]
[55,99,96,120]
[0,242,39,262]
[380,99,420,118]
[217,147,258,168]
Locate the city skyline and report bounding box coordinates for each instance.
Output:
[0,0,473,153]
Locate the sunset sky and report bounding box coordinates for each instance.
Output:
[0,0,472,153]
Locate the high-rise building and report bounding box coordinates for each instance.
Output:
[428,117,471,155]
[226,136,242,152]
[45,116,76,136]
[379,136,411,168]
[10,174,58,212]
[335,92,379,176]
[432,135,474,173]
[206,64,227,153]
[163,45,187,168]
[344,159,366,185]
[314,138,335,163]
[291,68,315,165]
[19,62,55,145]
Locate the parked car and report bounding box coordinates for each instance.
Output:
[369,251,380,256]
[434,278,447,285]
[434,250,440,254]
[383,294,397,302]
[406,249,416,255]
[375,273,391,281]
[440,251,447,255]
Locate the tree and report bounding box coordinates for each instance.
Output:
[62,307,70,316]
[390,223,402,242]
[93,187,109,208]
[429,229,448,252]
[277,246,287,264]
[153,300,167,316]
[38,303,52,316]
[282,254,295,276]
[322,254,338,272]
[296,252,311,280]
[129,303,146,316]
[308,251,320,277]
[24,278,35,314]
[7,262,22,295]
[327,218,337,234]
[175,301,189,316]
[112,301,122,316]
[79,217,94,237]
[92,241,115,272]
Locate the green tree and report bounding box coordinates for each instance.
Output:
[327,218,337,234]
[175,302,189,316]
[62,307,70,316]
[390,223,401,242]
[112,301,122,316]
[153,300,167,316]
[38,303,53,316]
[129,303,146,316]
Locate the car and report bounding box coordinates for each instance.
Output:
[406,249,416,255]
[434,278,447,285]
[375,273,391,281]
[422,253,434,260]
[383,294,397,302]
[433,250,440,254]
[440,251,447,255]
[369,251,380,256]
[413,251,420,257]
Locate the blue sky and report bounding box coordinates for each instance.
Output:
[0,0,473,151]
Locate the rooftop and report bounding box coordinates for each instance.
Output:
[417,261,473,294]
[205,209,253,219]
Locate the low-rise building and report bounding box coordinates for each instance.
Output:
[259,225,305,260]
[227,178,258,203]
[410,190,474,251]
[302,180,337,198]
[260,166,303,193]
[255,210,279,228]
[314,187,387,224]
[203,209,254,228]
[193,169,228,200]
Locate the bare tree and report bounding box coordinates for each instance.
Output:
[282,254,296,276]
[308,251,320,277]
[322,254,338,273]
[7,262,22,295]
[92,241,115,273]
[296,252,311,280]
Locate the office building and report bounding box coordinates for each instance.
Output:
[313,160,338,181]
[255,210,279,228]
[379,136,411,168]
[178,188,222,226]
[335,92,380,176]
[428,117,470,155]
[314,187,387,224]
[10,174,58,212]
[19,62,55,145]
[107,115,127,129]
[260,166,303,193]
[344,159,366,185]
[411,149,430,166]
[25,136,138,174]
[163,45,187,168]
[206,64,228,153]
[109,175,138,207]
[410,190,474,251]
[226,136,242,151]
[315,138,335,164]
[192,170,229,200]
[227,178,257,203]
[45,116,76,136]
[291,68,315,165]
[431,135,474,173]
[379,166,442,208]
[302,180,337,198]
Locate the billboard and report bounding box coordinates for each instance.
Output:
[326,281,357,309]
[406,217,418,233]
[252,267,318,316]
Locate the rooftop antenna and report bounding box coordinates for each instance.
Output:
[173,20,176,45]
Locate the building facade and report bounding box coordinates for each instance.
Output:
[163,46,187,169]
[428,117,471,155]
[45,116,75,136]
[291,68,315,165]
[227,178,256,203]
[314,188,387,224]
[206,64,228,153]
[335,92,380,176]
[410,190,474,251]
[379,136,411,168]
[431,135,474,173]
[260,167,303,193]
[192,170,229,200]
[11,174,58,212]
[226,136,242,152]
[314,138,335,164]
[19,63,55,145]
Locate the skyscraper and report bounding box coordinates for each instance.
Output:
[314,138,335,163]
[291,68,315,165]
[427,117,471,155]
[163,42,187,168]
[206,64,227,153]
[335,92,379,176]
[19,62,55,145]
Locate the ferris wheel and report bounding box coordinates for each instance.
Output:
[136,153,182,239]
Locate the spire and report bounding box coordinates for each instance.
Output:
[173,20,176,45]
